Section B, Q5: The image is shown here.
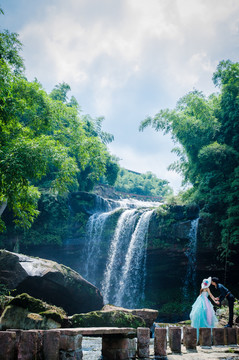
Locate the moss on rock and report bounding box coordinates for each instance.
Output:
[0,305,61,330]
[0,295,13,316]
[9,293,47,313]
[70,310,145,328]
[39,310,65,324]
[6,293,68,327]
[8,293,67,317]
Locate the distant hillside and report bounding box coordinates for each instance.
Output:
[99,168,173,200]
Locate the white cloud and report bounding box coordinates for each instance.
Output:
[3,0,239,192]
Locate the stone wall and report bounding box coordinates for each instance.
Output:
[0,326,238,360]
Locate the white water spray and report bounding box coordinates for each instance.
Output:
[81,195,159,308]
[183,218,199,299]
[114,209,154,308]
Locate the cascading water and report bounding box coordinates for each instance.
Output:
[183,217,199,300]
[114,209,154,308]
[101,209,139,305]
[81,195,159,308]
[83,211,111,283]
[81,195,121,284]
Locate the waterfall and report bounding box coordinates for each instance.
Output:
[81,194,159,308]
[101,209,139,304]
[83,210,112,283]
[114,209,154,308]
[183,218,199,299]
[82,195,125,284]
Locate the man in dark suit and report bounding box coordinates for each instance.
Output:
[211,277,235,327]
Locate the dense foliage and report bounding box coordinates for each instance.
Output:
[140,60,239,263]
[0,23,119,233]
[113,168,173,198]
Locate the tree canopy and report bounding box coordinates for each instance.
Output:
[0,24,118,231]
[113,168,173,198]
[140,60,239,262]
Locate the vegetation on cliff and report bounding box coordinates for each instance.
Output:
[0,16,172,249]
[140,60,239,265]
[0,12,171,247]
[113,168,173,198]
[0,19,119,235]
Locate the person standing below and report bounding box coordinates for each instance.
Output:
[211,277,235,327]
[190,277,218,339]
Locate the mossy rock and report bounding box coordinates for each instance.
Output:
[39,310,67,325]
[70,310,145,328]
[0,305,61,330]
[7,293,68,326]
[0,295,13,316]
[9,293,48,313]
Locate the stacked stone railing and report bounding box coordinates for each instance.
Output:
[0,326,238,359]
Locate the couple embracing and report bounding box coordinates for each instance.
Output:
[190,276,235,336]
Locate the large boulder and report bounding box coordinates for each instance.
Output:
[101,305,158,328]
[70,310,145,329]
[0,250,104,315]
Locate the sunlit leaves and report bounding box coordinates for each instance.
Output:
[0,32,114,231]
[113,169,172,198]
[139,60,239,261]
[0,30,25,74]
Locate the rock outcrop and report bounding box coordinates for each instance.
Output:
[0,293,69,330]
[0,250,104,315]
[70,310,146,329]
[1,305,61,330]
[101,305,158,328]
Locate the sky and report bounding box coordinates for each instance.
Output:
[1,0,239,193]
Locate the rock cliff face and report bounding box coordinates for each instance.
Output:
[0,250,104,315]
[3,191,237,322]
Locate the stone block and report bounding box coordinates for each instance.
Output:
[59,333,82,351]
[183,327,197,350]
[59,331,83,360]
[226,328,237,345]
[102,335,136,360]
[154,327,167,357]
[199,328,211,347]
[17,330,39,360]
[36,330,44,360]
[0,331,16,360]
[59,349,83,360]
[212,328,226,345]
[168,327,181,353]
[137,327,150,358]
[43,330,60,360]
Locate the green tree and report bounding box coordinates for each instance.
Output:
[139,60,239,264]
[113,168,172,198]
[0,29,25,74]
[0,65,79,230]
[0,23,118,233]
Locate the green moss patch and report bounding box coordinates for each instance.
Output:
[71,310,145,328]
[39,310,65,324]
[8,293,67,319]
